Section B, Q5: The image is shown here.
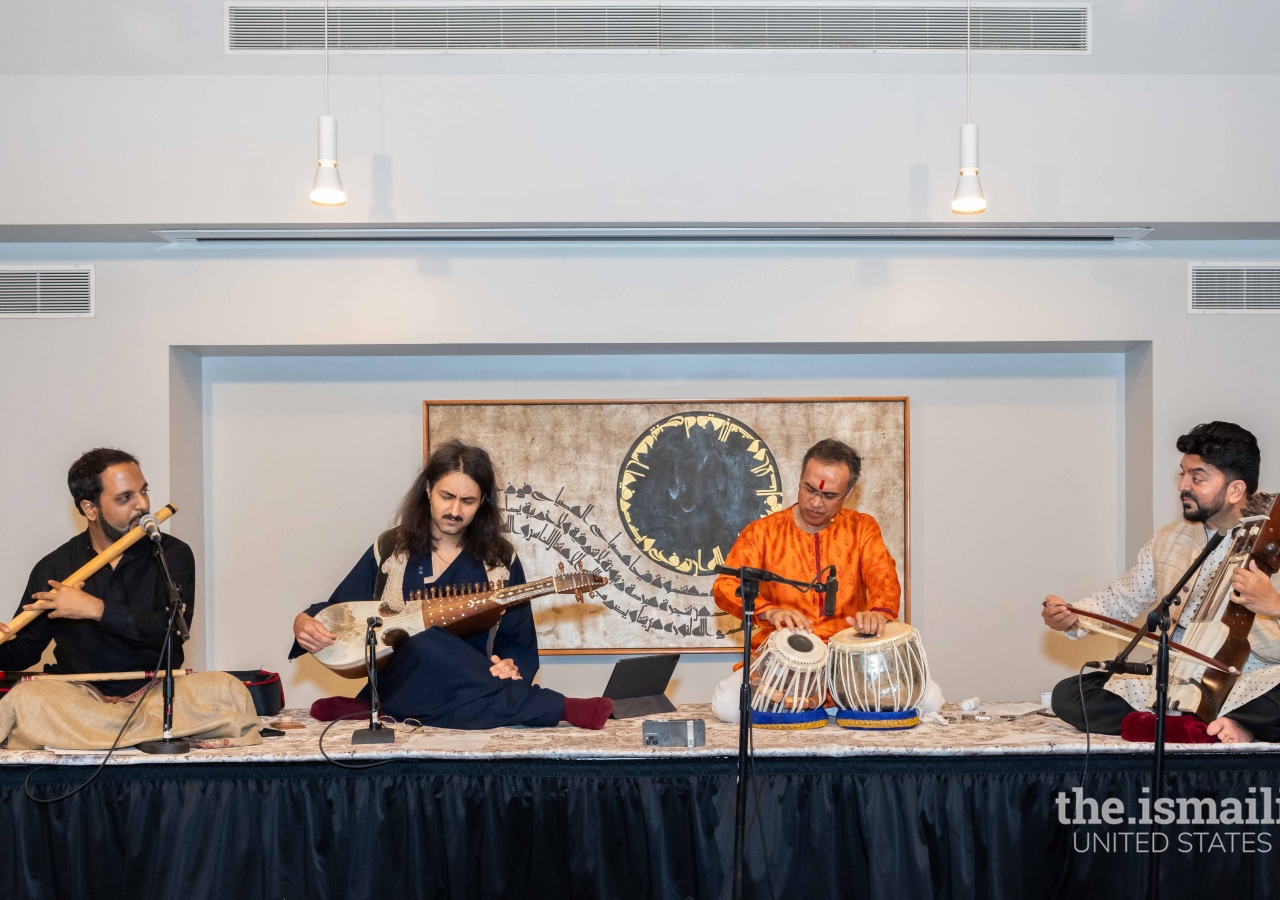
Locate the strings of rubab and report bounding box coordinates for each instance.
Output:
[388,572,589,623]
[409,580,507,618]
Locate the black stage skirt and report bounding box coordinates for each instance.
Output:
[6,753,1280,899]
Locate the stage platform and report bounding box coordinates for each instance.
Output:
[3,700,1275,766]
[4,703,1280,899]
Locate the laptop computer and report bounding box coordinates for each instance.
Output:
[603,654,680,719]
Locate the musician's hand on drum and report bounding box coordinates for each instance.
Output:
[489,656,522,680]
[24,580,103,621]
[758,608,812,632]
[293,612,336,653]
[1041,595,1079,632]
[1207,716,1255,745]
[1229,560,1280,617]
[846,610,888,637]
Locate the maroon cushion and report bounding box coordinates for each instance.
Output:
[309,696,370,722]
[1120,711,1218,744]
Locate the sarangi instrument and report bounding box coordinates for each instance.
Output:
[0,503,178,646]
[1071,492,1280,722]
[1164,493,1280,720]
[312,563,606,677]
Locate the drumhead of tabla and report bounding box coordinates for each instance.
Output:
[762,628,828,669]
[829,621,918,651]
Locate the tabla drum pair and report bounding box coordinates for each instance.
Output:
[747,623,931,730]
[827,622,930,729]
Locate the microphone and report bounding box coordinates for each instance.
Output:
[823,566,838,618]
[139,513,162,544]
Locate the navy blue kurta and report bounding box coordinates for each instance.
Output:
[290,546,565,729]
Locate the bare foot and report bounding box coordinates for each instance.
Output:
[1207,717,1255,744]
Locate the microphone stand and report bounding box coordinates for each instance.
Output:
[351,616,394,745]
[730,568,758,900]
[717,565,827,900]
[1138,528,1226,900]
[138,540,191,755]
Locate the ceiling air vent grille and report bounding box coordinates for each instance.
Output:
[0,267,94,318]
[227,4,1090,52]
[1189,264,1280,314]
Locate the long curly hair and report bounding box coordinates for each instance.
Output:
[391,440,513,569]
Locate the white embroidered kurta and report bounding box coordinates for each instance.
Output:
[1068,519,1280,716]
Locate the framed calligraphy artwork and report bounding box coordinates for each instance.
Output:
[424,399,909,653]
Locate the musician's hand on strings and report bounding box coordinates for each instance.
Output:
[1229,560,1280,616]
[489,656,522,680]
[1041,595,1079,632]
[846,610,889,637]
[293,612,336,653]
[1207,716,1255,745]
[24,580,102,621]
[758,608,812,632]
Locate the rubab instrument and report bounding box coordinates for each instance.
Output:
[311,562,607,677]
[0,503,178,646]
[1071,492,1280,722]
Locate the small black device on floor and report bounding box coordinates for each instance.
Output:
[603,654,679,719]
[643,719,705,748]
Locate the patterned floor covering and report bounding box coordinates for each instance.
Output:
[3,700,1277,766]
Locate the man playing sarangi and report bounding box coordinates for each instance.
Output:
[712,438,902,646]
[292,440,613,730]
[1044,422,1280,744]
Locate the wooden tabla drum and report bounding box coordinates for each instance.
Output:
[748,628,829,729]
[827,622,929,729]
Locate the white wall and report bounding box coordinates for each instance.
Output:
[204,352,1124,708]
[2,3,1280,225]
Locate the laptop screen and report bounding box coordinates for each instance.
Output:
[602,654,680,701]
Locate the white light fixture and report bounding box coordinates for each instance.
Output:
[310,0,345,206]
[951,0,986,215]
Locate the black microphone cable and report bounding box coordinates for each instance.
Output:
[318,622,398,770]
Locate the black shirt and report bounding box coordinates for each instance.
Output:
[0,531,195,695]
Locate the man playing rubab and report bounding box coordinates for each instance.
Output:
[292,440,613,730]
[1044,421,1280,744]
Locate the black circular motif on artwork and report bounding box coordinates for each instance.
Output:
[617,412,782,576]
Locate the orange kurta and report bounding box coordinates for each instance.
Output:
[713,505,901,650]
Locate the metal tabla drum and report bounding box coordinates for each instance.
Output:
[826,622,929,729]
[748,628,829,730]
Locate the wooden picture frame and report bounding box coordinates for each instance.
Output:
[424,398,910,654]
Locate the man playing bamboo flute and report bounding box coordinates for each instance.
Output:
[0,448,194,696]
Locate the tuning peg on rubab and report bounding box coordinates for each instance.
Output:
[558,562,566,574]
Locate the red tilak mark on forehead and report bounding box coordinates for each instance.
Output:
[818,480,825,490]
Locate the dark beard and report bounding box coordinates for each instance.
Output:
[99,516,131,543]
[1182,486,1227,524]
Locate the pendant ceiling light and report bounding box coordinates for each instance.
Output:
[310,0,346,206]
[951,0,986,215]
